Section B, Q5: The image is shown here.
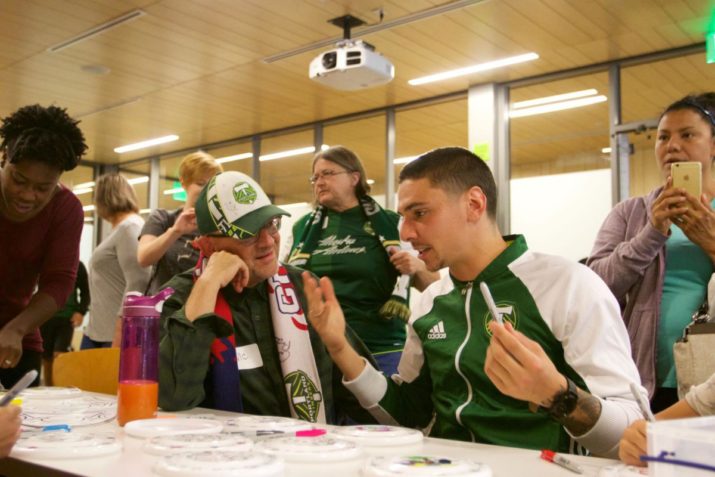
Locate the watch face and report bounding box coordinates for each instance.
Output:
[548,379,579,420]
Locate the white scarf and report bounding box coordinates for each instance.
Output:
[267,265,326,423]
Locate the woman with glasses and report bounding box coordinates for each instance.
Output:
[288,146,438,376]
[589,93,715,412]
[137,151,223,294]
[83,173,150,349]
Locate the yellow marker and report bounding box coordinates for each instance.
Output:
[10,398,22,406]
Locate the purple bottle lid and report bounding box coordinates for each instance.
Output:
[123,288,174,317]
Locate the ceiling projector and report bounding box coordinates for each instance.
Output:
[309,40,394,91]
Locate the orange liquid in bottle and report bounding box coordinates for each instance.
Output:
[117,380,158,426]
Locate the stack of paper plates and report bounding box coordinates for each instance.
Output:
[124,417,223,438]
[363,456,492,477]
[12,431,120,459]
[154,451,284,477]
[256,435,362,462]
[329,425,424,447]
[144,433,253,455]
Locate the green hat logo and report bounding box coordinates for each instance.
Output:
[233,181,257,204]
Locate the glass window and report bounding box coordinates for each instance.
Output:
[395,98,468,198]
[509,72,611,261]
[260,130,314,206]
[119,161,150,213]
[61,164,95,221]
[324,115,386,204]
[621,52,715,197]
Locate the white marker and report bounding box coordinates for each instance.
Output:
[479,282,503,324]
[629,382,655,422]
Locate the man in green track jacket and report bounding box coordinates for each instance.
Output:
[304,147,644,457]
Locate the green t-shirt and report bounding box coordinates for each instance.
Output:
[658,204,715,388]
[292,206,405,353]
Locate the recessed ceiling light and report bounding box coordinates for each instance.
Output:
[258,145,329,162]
[394,156,417,165]
[127,176,149,185]
[216,153,253,164]
[114,135,179,154]
[408,52,538,86]
[509,95,607,118]
[512,89,598,109]
[81,64,111,75]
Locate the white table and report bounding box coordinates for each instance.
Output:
[0,403,621,477]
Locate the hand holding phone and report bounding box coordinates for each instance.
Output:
[0,369,38,406]
[671,162,702,198]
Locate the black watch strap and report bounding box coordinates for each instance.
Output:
[542,377,579,421]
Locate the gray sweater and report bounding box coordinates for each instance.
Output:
[588,188,668,396]
[87,214,150,342]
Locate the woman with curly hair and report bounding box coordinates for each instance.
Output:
[0,104,87,387]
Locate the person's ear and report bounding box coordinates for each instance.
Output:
[465,186,488,222]
[193,236,215,256]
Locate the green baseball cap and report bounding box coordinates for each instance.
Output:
[195,171,289,240]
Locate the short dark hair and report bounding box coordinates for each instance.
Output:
[312,145,371,197]
[661,92,715,136]
[0,104,87,171]
[399,147,498,218]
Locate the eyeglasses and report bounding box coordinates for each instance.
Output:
[309,170,351,184]
[207,216,281,245]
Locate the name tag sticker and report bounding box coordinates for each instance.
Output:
[235,344,263,370]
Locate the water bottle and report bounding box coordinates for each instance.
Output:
[117,288,173,426]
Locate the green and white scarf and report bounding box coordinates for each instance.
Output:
[288,196,410,322]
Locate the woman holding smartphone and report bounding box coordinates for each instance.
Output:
[588,93,715,412]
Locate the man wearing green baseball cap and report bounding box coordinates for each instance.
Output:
[158,171,374,425]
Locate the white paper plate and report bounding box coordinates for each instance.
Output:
[221,415,312,433]
[144,433,254,455]
[363,456,492,477]
[329,425,423,446]
[154,451,284,477]
[255,435,362,462]
[16,386,83,400]
[124,417,223,438]
[11,431,120,459]
[21,395,117,428]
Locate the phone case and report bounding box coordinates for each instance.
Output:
[671,162,702,198]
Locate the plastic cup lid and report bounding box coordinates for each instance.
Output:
[11,431,121,459]
[144,433,254,455]
[221,415,312,433]
[329,425,424,446]
[19,386,83,400]
[363,455,493,477]
[154,450,284,477]
[124,417,224,438]
[255,435,362,462]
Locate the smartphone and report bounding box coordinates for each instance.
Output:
[671,162,702,198]
[0,369,38,406]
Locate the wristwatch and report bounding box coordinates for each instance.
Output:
[543,377,579,421]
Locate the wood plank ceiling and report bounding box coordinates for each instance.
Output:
[1,0,714,207]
